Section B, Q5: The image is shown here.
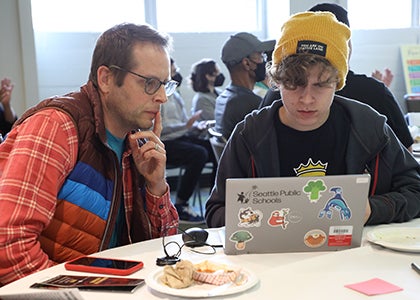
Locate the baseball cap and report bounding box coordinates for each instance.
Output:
[221,32,275,66]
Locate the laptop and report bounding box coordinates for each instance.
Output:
[224,174,371,255]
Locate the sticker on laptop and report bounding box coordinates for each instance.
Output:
[302,179,327,203]
[288,210,303,224]
[304,229,327,248]
[229,230,254,250]
[236,190,251,204]
[328,226,353,246]
[318,186,352,221]
[237,207,263,227]
[267,208,290,229]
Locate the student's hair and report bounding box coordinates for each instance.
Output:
[190,59,217,92]
[268,53,338,90]
[89,23,172,87]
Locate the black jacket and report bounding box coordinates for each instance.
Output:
[206,97,420,228]
[260,70,413,149]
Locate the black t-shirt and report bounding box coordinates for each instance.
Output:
[262,70,413,149]
[275,103,349,177]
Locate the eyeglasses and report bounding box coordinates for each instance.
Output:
[109,65,178,96]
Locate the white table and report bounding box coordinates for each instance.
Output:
[1,219,419,299]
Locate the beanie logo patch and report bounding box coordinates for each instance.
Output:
[296,40,327,57]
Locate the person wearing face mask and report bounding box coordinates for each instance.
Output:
[188,58,224,186]
[172,70,183,87]
[253,50,273,98]
[160,58,210,224]
[214,32,275,141]
[190,58,224,132]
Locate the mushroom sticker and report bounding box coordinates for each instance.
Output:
[229,230,254,250]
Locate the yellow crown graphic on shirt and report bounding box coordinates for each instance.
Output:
[294,158,328,177]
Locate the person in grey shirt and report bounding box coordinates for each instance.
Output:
[214,32,275,141]
[161,58,211,224]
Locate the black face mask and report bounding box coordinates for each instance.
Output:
[214,73,225,87]
[172,72,183,86]
[253,61,267,82]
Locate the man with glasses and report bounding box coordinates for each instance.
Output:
[0,23,179,285]
[214,32,275,141]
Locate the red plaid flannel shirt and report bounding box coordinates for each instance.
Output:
[0,109,178,285]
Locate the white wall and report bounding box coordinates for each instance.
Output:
[33,29,420,115]
[350,28,420,110]
[0,0,38,116]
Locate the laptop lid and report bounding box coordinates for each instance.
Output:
[224,174,371,255]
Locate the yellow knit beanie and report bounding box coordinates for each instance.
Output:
[272,11,351,90]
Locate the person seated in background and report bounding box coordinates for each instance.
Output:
[205,11,420,228]
[189,58,224,180]
[372,68,394,88]
[260,3,413,152]
[214,32,275,141]
[161,58,210,224]
[0,23,179,286]
[190,58,224,124]
[0,77,18,137]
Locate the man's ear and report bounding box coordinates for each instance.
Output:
[241,57,252,70]
[97,65,113,93]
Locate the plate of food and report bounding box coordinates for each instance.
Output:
[366,227,420,252]
[145,260,259,298]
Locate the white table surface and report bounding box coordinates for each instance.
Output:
[1,219,419,299]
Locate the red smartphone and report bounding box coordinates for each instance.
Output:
[64,256,144,276]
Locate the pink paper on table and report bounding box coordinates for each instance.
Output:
[345,278,403,296]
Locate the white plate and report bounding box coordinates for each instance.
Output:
[366,227,420,252]
[145,266,259,298]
